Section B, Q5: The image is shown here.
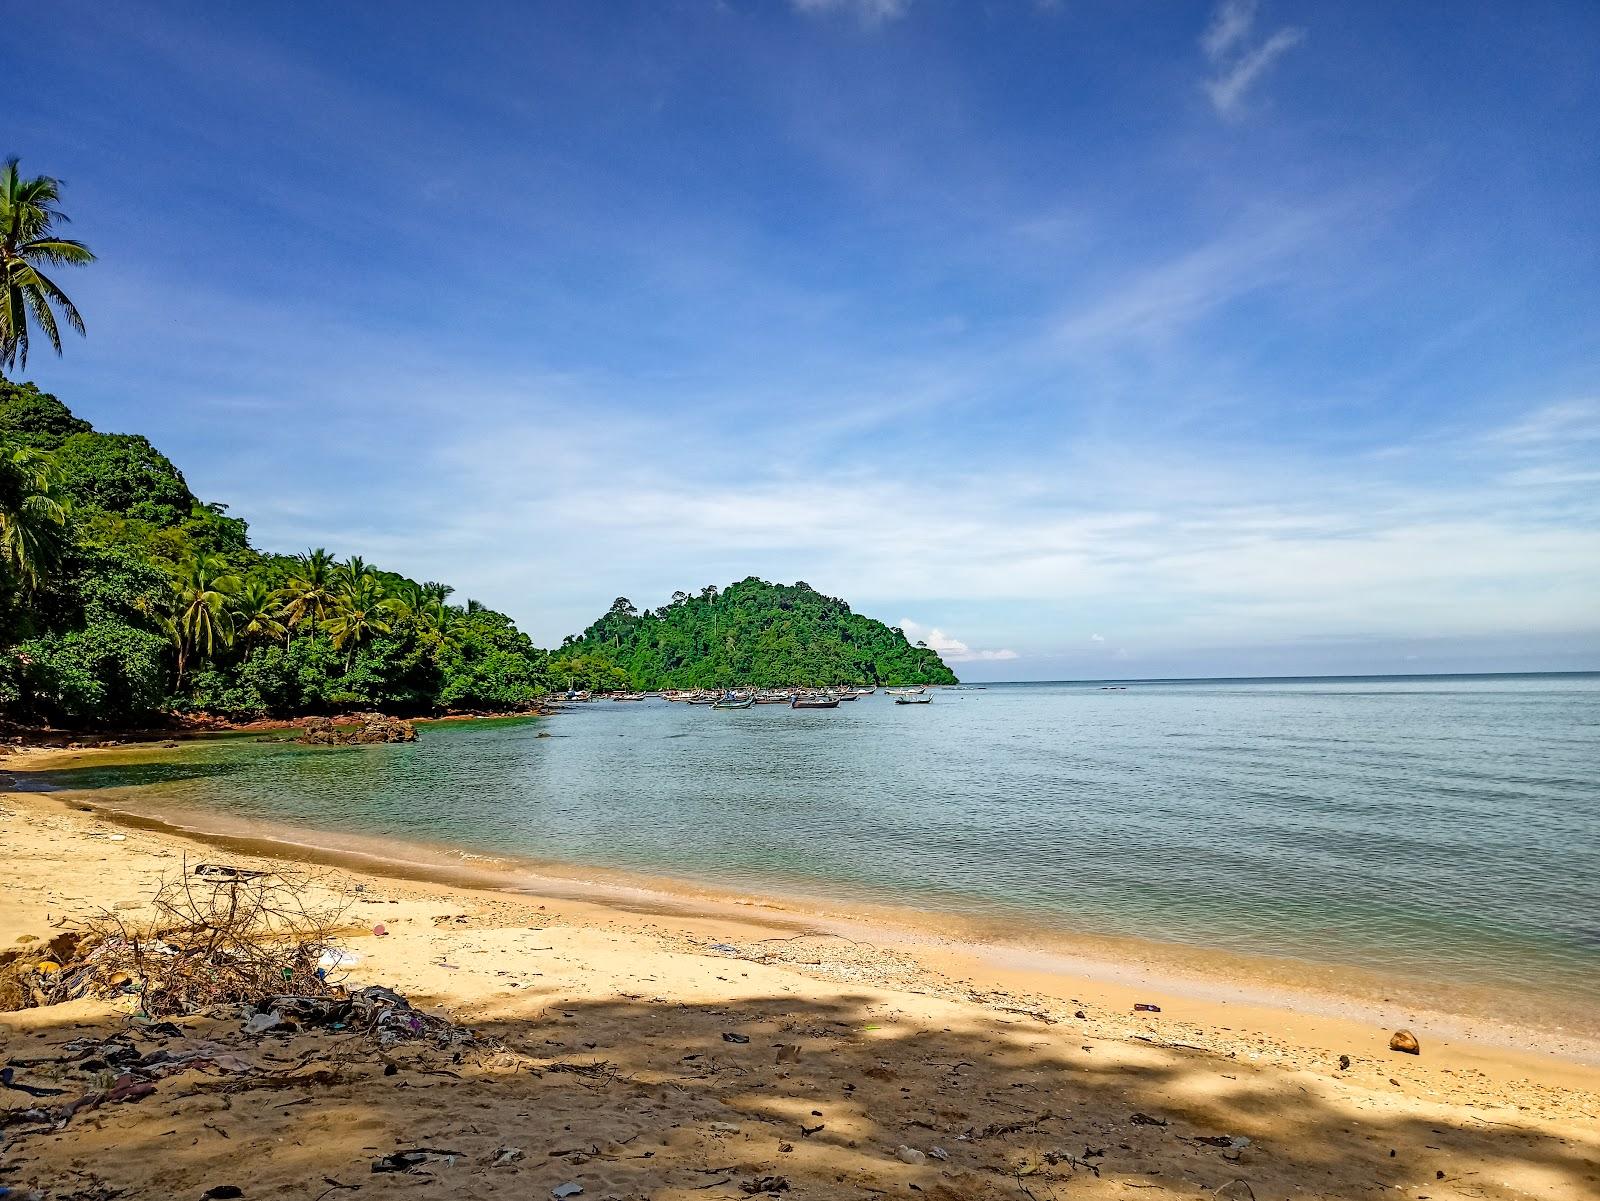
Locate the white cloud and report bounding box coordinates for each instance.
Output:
[1090,633,1105,642]
[897,620,1019,663]
[1486,398,1600,447]
[1201,0,1256,60]
[1056,206,1332,345]
[1200,0,1306,118]
[790,0,911,27]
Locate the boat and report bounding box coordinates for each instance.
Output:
[894,694,932,705]
[886,686,926,696]
[790,694,839,709]
[836,692,858,701]
[711,694,754,709]
[754,692,791,704]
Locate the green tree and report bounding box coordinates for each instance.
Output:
[16,620,168,726]
[0,442,67,592]
[232,577,286,655]
[324,574,395,667]
[0,379,91,448]
[51,431,198,527]
[0,159,94,375]
[279,548,338,640]
[170,555,240,686]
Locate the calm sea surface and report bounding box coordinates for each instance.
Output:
[32,675,1600,1010]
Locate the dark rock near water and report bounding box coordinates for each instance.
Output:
[299,714,417,746]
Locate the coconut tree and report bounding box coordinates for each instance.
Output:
[0,444,67,592]
[171,555,240,687]
[336,554,372,594]
[278,548,338,641]
[0,159,95,375]
[232,578,286,656]
[324,575,396,668]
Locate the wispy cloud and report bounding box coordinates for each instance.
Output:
[791,0,912,28]
[1055,202,1345,346]
[1200,0,1306,118]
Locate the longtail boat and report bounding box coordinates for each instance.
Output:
[894,694,932,705]
[790,694,839,709]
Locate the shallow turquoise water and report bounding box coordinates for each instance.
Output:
[34,674,1600,1008]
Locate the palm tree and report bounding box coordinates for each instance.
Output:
[232,578,286,656]
[337,554,371,594]
[171,555,240,687]
[0,159,95,375]
[0,444,67,592]
[324,575,395,668]
[278,548,338,640]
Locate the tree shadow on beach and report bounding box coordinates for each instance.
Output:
[3,986,1596,1201]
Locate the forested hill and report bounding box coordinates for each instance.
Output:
[561,578,958,689]
[0,380,556,726]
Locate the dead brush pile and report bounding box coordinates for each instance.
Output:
[2,861,353,1017]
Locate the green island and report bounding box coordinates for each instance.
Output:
[561,580,957,691]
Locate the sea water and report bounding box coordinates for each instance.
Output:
[31,674,1600,1018]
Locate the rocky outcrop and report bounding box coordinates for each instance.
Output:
[299,714,417,746]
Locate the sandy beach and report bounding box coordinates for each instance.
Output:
[3,761,1598,1201]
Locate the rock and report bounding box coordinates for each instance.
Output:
[1214,1182,1255,1200]
[300,714,418,746]
[1338,1054,1351,1070]
[1389,1029,1421,1055]
[895,1145,926,1165]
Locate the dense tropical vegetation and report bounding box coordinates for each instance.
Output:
[0,381,560,726]
[560,578,958,690]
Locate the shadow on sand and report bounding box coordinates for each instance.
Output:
[3,985,1596,1200]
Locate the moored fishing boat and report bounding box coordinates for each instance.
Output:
[894,694,932,705]
[790,693,839,709]
[886,686,926,696]
[711,692,754,709]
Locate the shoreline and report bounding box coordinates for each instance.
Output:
[4,771,1598,1199]
[7,740,1599,1076]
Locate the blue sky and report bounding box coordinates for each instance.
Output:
[11,0,1599,678]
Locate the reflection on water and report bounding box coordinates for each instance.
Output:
[36,677,1600,1010]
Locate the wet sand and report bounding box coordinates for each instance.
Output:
[3,757,1598,1200]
